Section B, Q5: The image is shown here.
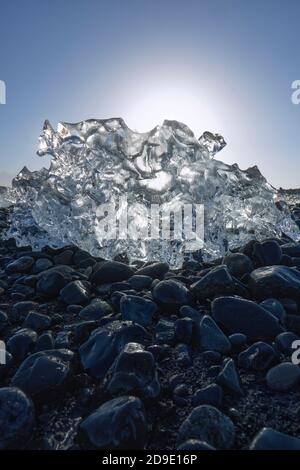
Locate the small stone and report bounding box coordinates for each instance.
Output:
[252,240,282,267]
[198,315,231,354]
[201,350,222,364]
[80,396,147,449]
[223,252,253,277]
[60,280,90,305]
[7,328,37,362]
[153,280,190,309]
[192,384,223,408]
[175,317,194,344]
[250,427,300,450]
[0,387,35,449]
[36,268,69,296]
[128,275,152,291]
[238,342,278,371]
[79,298,112,321]
[6,256,34,274]
[10,349,74,400]
[229,333,247,348]
[260,298,286,324]
[249,265,300,301]
[266,362,300,391]
[12,301,39,321]
[0,310,8,332]
[35,331,54,352]
[175,343,192,367]
[217,359,243,396]
[120,295,157,327]
[275,332,299,355]
[135,262,169,279]
[33,258,53,274]
[24,312,51,332]
[177,405,235,449]
[105,343,160,399]
[190,265,236,301]
[155,319,175,345]
[90,260,134,285]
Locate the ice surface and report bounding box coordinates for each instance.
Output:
[4,118,300,267]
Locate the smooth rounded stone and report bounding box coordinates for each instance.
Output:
[275,332,300,354]
[179,305,204,322]
[35,331,54,352]
[73,248,92,266]
[147,344,171,361]
[177,405,235,449]
[190,265,236,301]
[173,384,189,397]
[175,317,194,344]
[229,333,247,348]
[55,331,72,349]
[79,320,150,379]
[23,312,51,332]
[177,440,216,450]
[60,280,90,305]
[0,387,35,449]
[212,296,283,340]
[223,252,253,277]
[249,427,300,450]
[10,283,35,298]
[0,310,8,332]
[53,249,74,265]
[105,342,160,398]
[281,243,300,258]
[12,301,39,321]
[135,262,169,279]
[153,280,190,309]
[175,343,192,367]
[252,240,282,267]
[110,281,132,293]
[249,266,300,301]
[260,298,286,324]
[32,258,53,274]
[6,256,34,274]
[10,349,74,400]
[198,315,231,354]
[192,384,223,408]
[36,269,69,296]
[280,298,298,314]
[155,318,175,345]
[217,359,243,396]
[201,350,222,364]
[80,396,147,449]
[266,362,300,391]
[128,275,153,291]
[79,298,112,321]
[7,328,37,362]
[90,260,134,285]
[120,295,157,327]
[238,342,278,371]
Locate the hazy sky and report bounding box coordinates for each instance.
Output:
[0,0,300,188]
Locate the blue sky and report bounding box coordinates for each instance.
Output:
[0,0,300,187]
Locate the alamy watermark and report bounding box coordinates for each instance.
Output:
[0,340,6,364]
[0,80,6,104]
[95,195,204,251]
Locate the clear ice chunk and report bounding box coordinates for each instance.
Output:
[4,118,300,267]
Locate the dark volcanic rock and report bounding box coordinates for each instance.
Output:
[10,349,74,400]
[223,252,253,277]
[192,384,223,408]
[175,317,194,344]
[238,342,278,371]
[79,298,112,321]
[212,296,283,340]
[105,342,160,398]
[0,387,35,449]
[135,262,169,279]
[60,280,90,305]
[190,265,236,300]
[79,320,150,379]
[275,331,299,355]
[249,427,300,450]
[153,279,189,309]
[0,310,8,332]
[24,312,51,331]
[80,396,147,449]
[252,240,282,267]
[216,359,243,396]
[90,261,134,285]
[198,315,231,354]
[177,405,235,449]
[120,295,157,327]
[177,440,216,450]
[12,301,39,321]
[36,268,70,296]
[249,266,300,301]
[260,298,286,324]
[6,256,34,274]
[7,328,37,362]
[155,318,175,345]
[128,275,152,291]
[281,243,300,258]
[266,362,300,391]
